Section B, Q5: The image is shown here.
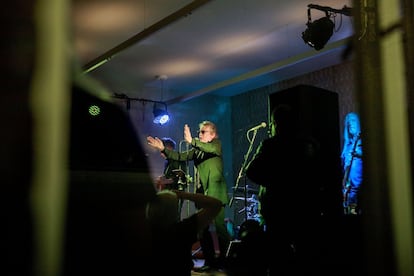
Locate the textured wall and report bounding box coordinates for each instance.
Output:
[230,60,356,225]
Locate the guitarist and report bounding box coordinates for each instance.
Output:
[341,112,363,215]
[155,137,187,191]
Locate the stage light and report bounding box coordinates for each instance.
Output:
[152,74,170,125]
[153,103,170,125]
[302,15,334,50]
[301,4,353,51]
[113,93,170,126]
[88,104,101,116]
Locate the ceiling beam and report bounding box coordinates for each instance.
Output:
[83,0,212,73]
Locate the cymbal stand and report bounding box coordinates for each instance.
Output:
[229,129,259,222]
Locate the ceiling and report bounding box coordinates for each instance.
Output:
[71,0,354,106]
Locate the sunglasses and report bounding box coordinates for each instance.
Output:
[198,130,209,134]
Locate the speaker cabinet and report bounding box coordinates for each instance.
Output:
[268,85,342,217]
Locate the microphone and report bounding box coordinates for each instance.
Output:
[248,122,267,132]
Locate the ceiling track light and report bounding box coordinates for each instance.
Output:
[302,10,334,50]
[302,4,352,51]
[152,74,170,125]
[152,102,170,125]
[113,93,170,125]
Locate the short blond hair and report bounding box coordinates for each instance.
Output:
[199,120,218,137]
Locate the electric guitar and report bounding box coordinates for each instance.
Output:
[342,133,361,214]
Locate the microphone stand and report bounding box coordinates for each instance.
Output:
[229,129,259,218]
[179,139,192,217]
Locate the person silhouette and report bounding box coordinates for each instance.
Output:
[245,104,323,276]
[146,190,223,276]
[155,137,187,191]
[341,112,363,215]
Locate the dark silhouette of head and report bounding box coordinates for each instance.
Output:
[161,137,176,150]
[271,104,295,137]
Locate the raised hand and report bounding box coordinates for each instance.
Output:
[146,136,165,151]
[184,124,192,144]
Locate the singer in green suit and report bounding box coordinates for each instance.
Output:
[147,120,230,272]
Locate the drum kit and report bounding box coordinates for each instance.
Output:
[232,185,263,223]
[160,169,263,224]
[156,169,188,191]
[172,169,187,191]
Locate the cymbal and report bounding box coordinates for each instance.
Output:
[233,196,259,203]
[233,197,245,200]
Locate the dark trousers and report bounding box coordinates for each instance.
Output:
[199,222,229,269]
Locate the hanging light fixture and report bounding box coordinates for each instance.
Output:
[112,93,170,126]
[153,102,170,125]
[152,74,170,125]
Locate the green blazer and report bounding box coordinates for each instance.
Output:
[162,138,229,204]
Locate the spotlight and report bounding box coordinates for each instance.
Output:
[153,103,170,125]
[302,16,334,50]
[112,93,171,125]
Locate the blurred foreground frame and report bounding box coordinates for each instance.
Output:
[63,71,156,276]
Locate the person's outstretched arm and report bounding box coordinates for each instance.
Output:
[174,190,223,232]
